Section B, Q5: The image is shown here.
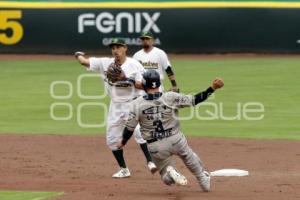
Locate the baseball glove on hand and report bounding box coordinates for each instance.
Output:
[106,62,126,83]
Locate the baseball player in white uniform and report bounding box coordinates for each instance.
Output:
[118,70,224,192]
[74,38,157,178]
[133,31,179,92]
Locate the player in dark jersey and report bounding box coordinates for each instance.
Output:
[118,70,224,191]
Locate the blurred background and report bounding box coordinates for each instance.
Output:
[2,0,300,54]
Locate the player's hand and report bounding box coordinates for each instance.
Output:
[74,51,85,58]
[212,78,224,90]
[170,86,180,93]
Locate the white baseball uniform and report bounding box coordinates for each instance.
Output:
[88,57,146,150]
[133,47,171,92]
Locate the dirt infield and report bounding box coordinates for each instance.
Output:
[0,135,299,200]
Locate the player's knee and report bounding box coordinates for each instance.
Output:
[180,151,193,162]
[134,136,146,144]
[133,130,146,144]
[106,140,119,151]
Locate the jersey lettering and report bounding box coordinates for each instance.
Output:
[151,119,172,139]
[141,61,159,69]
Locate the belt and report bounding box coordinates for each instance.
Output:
[146,134,175,144]
[124,96,138,102]
[146,138,158,144]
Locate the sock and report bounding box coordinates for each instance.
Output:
[112,149,126,168]
[139,143,152,163]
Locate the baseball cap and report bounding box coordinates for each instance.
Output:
[140,31,154,39]
[108,38,126,47]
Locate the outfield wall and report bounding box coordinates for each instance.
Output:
[1,1,300,54]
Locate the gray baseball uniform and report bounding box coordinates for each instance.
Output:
[125,91,207,186]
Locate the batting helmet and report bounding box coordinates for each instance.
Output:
[142,70,161,90]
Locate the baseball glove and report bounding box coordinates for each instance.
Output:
[106,62,126,83]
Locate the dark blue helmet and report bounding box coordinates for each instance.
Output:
[142,70,161,90]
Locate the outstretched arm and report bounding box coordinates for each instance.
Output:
[75,51,90,67]
[194,78,224,105]
[171,78,224,108]
[117,111,139,149]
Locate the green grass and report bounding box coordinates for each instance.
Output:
[0,57,299,140]
[0,191,63,200]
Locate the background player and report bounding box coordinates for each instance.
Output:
[118,70,224,191]
[74,38,157,178]
[133,32,179,92]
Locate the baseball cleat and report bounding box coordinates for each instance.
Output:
[166,166,188,186]
[147,161,158,174]
[199,171,211,192]
[112,168,131,178]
